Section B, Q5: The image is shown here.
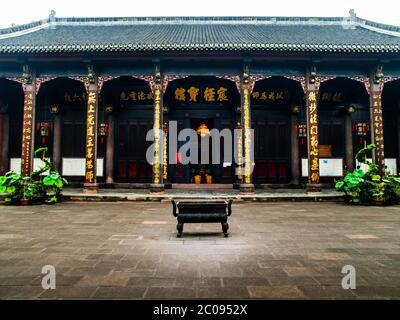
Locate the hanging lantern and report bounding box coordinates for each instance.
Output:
[98,122,110,144]
[196,123,210,137]
[298,123,307,145]
[98,123,109,136]
[298,124,307,137]
[50,104,60,114]
[291,105,301,114]
[105,104,113,114]
[355,123,368,136]
[163,122,169,133]
[40,122,50,137]
[346,105,356,114]
[354,122,369,145]
[37,122,51,144]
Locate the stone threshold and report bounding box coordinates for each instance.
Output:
[60,190,344,202]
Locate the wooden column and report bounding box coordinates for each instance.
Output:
[105,112,114,184]
[0,104,9,175]
[344,110,354,172]
[52,112,62,173]
[162,117,169,186]
[369,68,385,176]
[235,118,243,187]
[20,70,36,177]
[183,113,191,183]
[397,102,400,173]
[290,108,300,185]
[305,67,321,192]
[83,68,99,193]
[239,66,255,194]
[149,67,164,194]
[0,107,3,172]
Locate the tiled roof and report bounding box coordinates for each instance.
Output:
[0,16,400,54]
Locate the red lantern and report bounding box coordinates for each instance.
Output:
[355,123,369,145]
[298,124,307,145]
[163,122,169,133]
[98,122,111,144]
[37,122,51,144]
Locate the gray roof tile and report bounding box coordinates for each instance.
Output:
[0,16,400,54]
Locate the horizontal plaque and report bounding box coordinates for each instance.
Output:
[318,145,332,158]
[62,158,103,177]
[10,158,49,175]
[302,158,343,177]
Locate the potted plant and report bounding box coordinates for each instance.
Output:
[335,169,365,204]
[0,148,67,205]
[335,143,400,206]
[371,182,386,206]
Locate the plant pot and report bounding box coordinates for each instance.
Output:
[374,199,384,206]
[343,194,351,204]
[20,199,32,206]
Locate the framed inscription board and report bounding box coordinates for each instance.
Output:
[318,145,332,158]
[62,158,104,176]
[302,158,343,177]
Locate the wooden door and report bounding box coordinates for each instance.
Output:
[116,120,152,183]
[254,120,290,183]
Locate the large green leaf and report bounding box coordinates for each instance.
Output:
[55,179,63,188]
[6,186,16,193]
[335,181,344,190]
[353,169,365,178]
[43,176,55,186]
[371,175,381,182]
[49,173,60,180]
[46,195,58,204]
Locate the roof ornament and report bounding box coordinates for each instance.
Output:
[349,9,357,20]
[374,65,384,84]
[308,66,317,84]
[22,65,33,84]
[87,65,96,84]
[341,9,357,30]
[49,10,56,29]
[49,10,56,20]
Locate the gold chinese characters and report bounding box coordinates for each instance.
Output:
[85,91,97,183]
[174,86,229,102]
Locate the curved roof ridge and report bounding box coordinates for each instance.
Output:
[1,15,399,31]
[0,18,48,36]
[52,16,345,22]
[356,17,400,37]
[0,15,398,34]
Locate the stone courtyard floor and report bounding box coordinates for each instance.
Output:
[0,201,400,299]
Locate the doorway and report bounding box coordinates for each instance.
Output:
[165,76,239,184]
[190,118,214,183]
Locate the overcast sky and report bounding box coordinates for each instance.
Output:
[0,0,399,28]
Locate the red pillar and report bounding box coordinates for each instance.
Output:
[149,68,165,194]
[0,106,3,173]
[305,67,322,192]
[369,71,385,177]
[21,78,36,176]
[239,66,255,194]
[83,70,99,194]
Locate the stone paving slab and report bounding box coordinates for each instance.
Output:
[0,201,399,299]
